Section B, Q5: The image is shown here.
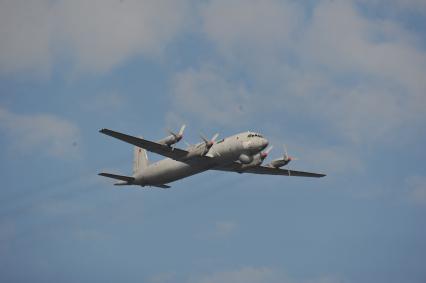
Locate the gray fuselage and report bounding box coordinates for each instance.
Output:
[133,132,268,186]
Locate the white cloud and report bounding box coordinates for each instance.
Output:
[202,0,301,57]
[54,0,190,73]
[188,0,426,146]
[295,1,426,144]
[0,0,52,76]
[201,0,303,81]
[171,66,252,126]
[297,80,406,144]
[0,0,191,75]
[0,107,80,158]
[302,0,426,95]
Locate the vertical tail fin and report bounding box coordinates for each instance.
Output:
[133,144,149,176]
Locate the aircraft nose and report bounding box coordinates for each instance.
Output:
[261,138,269,149]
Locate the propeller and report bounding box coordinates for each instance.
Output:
[167,124,186,150]
[283,144,298,162]
[283,144,298,174]
[168,124,186,142]
[200,132,220,156]
[260,146,274,160]
[268,144,298,168]
[200,133,219,148]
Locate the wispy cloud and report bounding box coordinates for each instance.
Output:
[0,0,52,76]
[0,0,191,76]
[169,0,426,146]
[0,107,80,158]
[201,0,301,61]
[171,66,252,126]
[81,91,127,113]
[53,0,190,74]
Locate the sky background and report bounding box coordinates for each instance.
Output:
[1,0,426,282]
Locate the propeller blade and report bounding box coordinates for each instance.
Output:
[211,133,219,142]
[283,144,288,159]
[261,146,273,159]
[168,129,177,138]
[200,132,209,144]
[265,145,274,154]
[178,124,186,136]
[168,124,185,139]
[200,132,219,147]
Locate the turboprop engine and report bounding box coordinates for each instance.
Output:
[268,144,297,168]
[158,124,186,147]
[184,133,219,159]
[239,146,273,169]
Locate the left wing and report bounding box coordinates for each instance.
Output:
[213,162,326,178]
[99,128,209,162]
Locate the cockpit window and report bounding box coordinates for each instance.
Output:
[248,133,263,138]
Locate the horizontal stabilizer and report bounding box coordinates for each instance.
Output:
[152,184,171,189]
[98,173,135,183]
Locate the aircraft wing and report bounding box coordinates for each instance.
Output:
[99,128,207,162]
[213,163,326,178]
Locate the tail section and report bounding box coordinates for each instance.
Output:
[98,173,135,185]
[133,145,149,176]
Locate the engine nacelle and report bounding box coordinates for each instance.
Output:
[269,158,290,168]
[158,124,185,147]
[239,154,264,169]
[239,154,253,164]
[160,135,180,147]
[184,143,209,159]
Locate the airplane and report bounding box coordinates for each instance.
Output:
[98,126,326,189]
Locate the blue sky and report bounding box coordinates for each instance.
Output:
[1,0,426,282]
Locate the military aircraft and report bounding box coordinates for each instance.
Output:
[98,126,326,189]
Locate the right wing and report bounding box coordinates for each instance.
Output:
[99,128,209,162]
[214,162,326,178]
